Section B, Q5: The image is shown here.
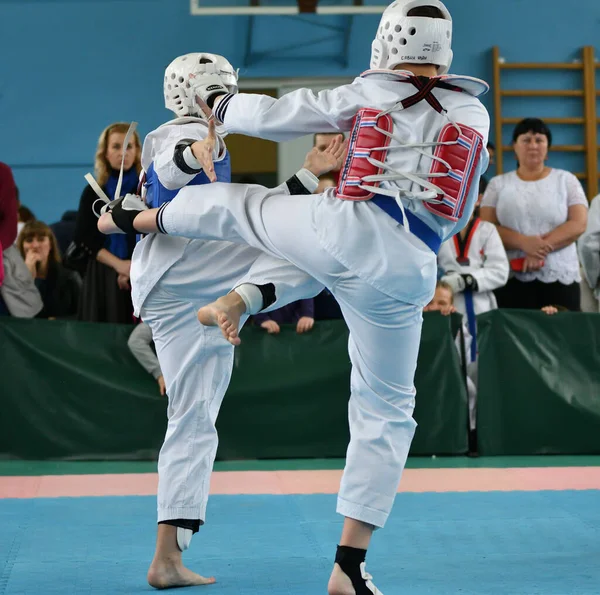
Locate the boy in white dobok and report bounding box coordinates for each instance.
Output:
[100,53,344,590]
[437,178,509,362]
[437,179,509,431]
[101,2,490,592]
[578,193,600,312]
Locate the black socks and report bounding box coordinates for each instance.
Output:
[335,546,374,594]
[159,518,201,533]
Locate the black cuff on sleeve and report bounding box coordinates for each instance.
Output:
[286,174,312,196]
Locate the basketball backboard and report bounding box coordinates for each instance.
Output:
[190,0,387,16]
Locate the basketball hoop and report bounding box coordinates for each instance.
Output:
[190,0,386,16]
[298,0,318,12]
[297,0,366,12]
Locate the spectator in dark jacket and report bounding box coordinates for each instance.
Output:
[50,210,78,257]
[17,221,81,319]
[67,122,142,323]
[253,298,315,335]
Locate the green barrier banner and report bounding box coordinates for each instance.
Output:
[411,312,469,455]
[0,318,166,460]
[219,313,469,459]
[477,309,600,455]
[0,315,468,460]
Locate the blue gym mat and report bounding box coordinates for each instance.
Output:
[1,491,599,594]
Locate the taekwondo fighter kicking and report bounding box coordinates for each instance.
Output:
[97,53,344,589]
[101,2,490,592]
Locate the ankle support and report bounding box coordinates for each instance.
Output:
[159,518,201,532]
[234,283,264,315]
[234,282,277,315]
[335,546,380,595]
[159,519,202,552]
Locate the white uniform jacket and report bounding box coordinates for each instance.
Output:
[218,70,491,305]
[438,218,509,315]
[578,194,600,299]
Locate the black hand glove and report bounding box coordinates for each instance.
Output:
[461,274,478,292]
[108,194,147,234]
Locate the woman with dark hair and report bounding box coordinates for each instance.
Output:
[480,118,588,310]
[18,221,81,319]
[67,122,142,323]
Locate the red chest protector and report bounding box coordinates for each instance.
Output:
[337,108,394,201]
[335,75,484,222]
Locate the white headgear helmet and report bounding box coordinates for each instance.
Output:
[164,53,239,118]
[370,0,453,74]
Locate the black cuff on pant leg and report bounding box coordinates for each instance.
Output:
[159,519,202,534]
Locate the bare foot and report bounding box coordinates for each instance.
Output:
[198,292,247,346]
[97,212,123,235]
[147,558,216,590]
[328,564,356,595]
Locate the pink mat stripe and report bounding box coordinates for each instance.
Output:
[1,467,600,499]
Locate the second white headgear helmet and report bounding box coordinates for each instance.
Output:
[370,0,453,74]
[164,53,239,118]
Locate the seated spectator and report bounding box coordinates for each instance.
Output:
[253,298,315,335]
[480,118,588,311]
[0,162,42,318]
[541,305,569,315]
[314,288,343,321]
[127,322,166,396]
[50,210,78,258]
[67,122,142,323]
[438,178,509,359]
[578,193,600,312]
[17,221,81,319]
[423,280,456,316]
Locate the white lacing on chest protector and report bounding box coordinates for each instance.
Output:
[353,88,467,230]
[360,108,461,202]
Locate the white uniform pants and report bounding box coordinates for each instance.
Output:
[139,239,322,523]
[161,187,424,529]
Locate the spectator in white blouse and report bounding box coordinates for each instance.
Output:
[480,118,588,310]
